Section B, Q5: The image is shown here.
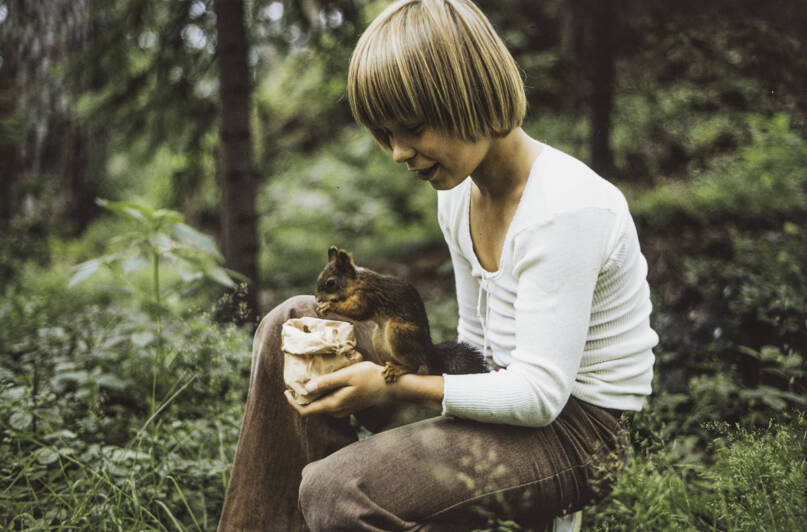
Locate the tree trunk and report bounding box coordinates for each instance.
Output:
[60,118,96,232]
[589,0,616,178]
[566,0,616,178]
[213,0,259,322]
[0,30,19,224]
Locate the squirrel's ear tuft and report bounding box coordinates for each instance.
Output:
[328,246,339,262]
[336,249,353,266]
[334,248,355,271]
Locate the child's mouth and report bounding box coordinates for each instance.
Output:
[416,164,439,181]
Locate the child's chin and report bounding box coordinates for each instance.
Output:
[429,176,464,191]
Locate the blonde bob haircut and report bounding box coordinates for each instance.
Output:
[348,0,526,145]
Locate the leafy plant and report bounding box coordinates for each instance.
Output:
[70,198,237,293]
[1,271,250,530]
[69,198,241,412]
[585,414,807,531]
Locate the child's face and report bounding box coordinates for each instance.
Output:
[379,122,491,190]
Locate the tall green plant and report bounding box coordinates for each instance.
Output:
[69,198,239,412]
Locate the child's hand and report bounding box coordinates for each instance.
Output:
[284,361,392,418]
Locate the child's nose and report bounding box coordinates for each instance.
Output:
[390,138,415,163]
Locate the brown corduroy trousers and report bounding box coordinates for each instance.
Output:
[217,296,629,531]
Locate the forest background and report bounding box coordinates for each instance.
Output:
[1,0,806,530]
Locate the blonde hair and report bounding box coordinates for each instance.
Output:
[347,0,526,145]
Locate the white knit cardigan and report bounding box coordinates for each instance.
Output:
[437,143,658,427]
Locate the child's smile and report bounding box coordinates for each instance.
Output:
[378,122,491,190]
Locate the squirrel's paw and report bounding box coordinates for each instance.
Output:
[316,301,333,315]
[382,362,408,384]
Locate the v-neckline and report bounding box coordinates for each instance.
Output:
[464,143,547,276]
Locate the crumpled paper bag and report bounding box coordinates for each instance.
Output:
[282,317,363,404]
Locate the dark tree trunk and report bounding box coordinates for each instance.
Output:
[60,119,96,231]
[565,0,617,178]
[213,0,260,322]
[0,36,20,224]
[589,0,616,178]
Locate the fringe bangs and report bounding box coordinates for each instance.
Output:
[347,0,525,143]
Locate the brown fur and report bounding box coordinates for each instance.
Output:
[316,247,441,382]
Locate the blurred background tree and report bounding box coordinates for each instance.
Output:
[3,0,805,298]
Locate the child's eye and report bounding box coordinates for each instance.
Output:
[402,123,424,135]
[370,128,391,147]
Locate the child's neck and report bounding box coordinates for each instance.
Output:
[471,128,543,202]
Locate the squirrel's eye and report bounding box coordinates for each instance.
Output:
[325,278,337,291]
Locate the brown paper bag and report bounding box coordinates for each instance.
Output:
[282,317,363,404]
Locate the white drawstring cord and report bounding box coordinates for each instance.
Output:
[476,277,492,362]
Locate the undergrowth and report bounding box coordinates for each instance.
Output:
[0,264,250,529]
[585,413,807,531]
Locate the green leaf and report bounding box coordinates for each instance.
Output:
[224,267,251,283]
[44,430,78,441]
[172,222,224,260]
[96,374,128,392]
[131,331,155,347]
[180,271,205,283]
[739,387,789,410]
[51,371,91,391]
[96,198,153,221]
[9,411,33,431]
[736,345,760,359]
[122,254,150,274]
[69,258,103,287]
[153,208,184,224]
[106,446,151,463]
[2,386,27,401]
[34,448,60,465]
[100,335,127,348]
[151,232,175,251]
[206,266,236,288]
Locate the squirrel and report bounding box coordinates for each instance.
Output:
[315,246,488,384]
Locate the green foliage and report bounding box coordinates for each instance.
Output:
[575,112,807,531]
[68,198,243,414]
[585,415,807,531]
[258,130,443,294]
[71,198,236,292]
[425,296,461,345]
[253,47,353,168]
[702,418,807,531]
[628,113,807,231]
[614,115,807,457]
[1,265,250,530]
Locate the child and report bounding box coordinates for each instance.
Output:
[217,1,657,530]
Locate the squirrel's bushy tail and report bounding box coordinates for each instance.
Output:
[433,341,488,374]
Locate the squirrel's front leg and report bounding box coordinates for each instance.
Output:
[382,362,409,384]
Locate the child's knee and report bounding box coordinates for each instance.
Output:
[255,295,318,344]
[298,458,351,531]
[265,295,318,324]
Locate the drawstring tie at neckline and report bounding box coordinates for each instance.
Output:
[476,277,493,362]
